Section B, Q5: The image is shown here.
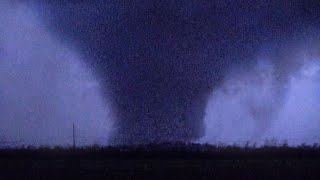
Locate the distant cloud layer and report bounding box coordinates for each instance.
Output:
[202,53,320,146]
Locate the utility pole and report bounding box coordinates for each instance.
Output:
[73,122,76,149]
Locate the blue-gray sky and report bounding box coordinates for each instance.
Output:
[0,2,114,146]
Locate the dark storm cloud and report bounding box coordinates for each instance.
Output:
[31,0,320,144]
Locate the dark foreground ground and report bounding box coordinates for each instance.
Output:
[1,143,320,179]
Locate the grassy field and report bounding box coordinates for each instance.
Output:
[1,143,320,179]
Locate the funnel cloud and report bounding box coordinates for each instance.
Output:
[1,0,320,145]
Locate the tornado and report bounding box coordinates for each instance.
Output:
[34,0,320,144]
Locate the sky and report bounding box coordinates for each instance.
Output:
[0,2,114,146]
[0,1,320,146]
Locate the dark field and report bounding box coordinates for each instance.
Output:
[1,143,320,179]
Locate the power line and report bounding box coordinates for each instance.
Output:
[73,122,76,149]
